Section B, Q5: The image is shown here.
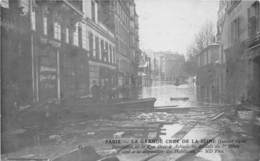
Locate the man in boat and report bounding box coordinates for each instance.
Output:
[91,80,100,103]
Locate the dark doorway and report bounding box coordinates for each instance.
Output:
[253,56,260,105]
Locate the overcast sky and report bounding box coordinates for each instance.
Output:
[135,0,219,54]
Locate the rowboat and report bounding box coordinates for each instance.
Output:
[63,97,157,113]
[170,97,189,101]
[113,97,156,109]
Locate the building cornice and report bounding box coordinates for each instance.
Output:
[83,18,115,43]
[63,0,84,16]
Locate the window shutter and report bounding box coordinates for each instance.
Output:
[95,37,99,59]
[248,8,252,38]
[78,24,82,47]
[89,32,93,57]
[257,2,260,33]
[48,15,54,37]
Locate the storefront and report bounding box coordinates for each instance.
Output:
[89,62,100,88]
[61,46,89,99]
[89,61,116,93]
[242,45,260,104]
[118,58,132,86]
[1,7,33,109]
[35,37,61,103]
[196,65,216,103]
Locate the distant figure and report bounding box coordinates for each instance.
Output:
[174,78,180,86]
[111,87,117,99]
[91,80,99,103]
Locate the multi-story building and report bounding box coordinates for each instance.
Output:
[138,52,152,87]
[213,0,228,104]
[154,52,185,82]
[32,0,117,101]
[164,54,185,82]
[245,1,260,104]
[219,0,260,104]
[2,0,140,119]
[150,54,160,81]
[196,44,224,103]
[143,50,161,82]
[79,0,117,94]
[2,0,36,110]
[98,0,141,87]
[1,0,141,113]
[1,0,86,108]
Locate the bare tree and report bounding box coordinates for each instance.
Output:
[187,21,216,58]
[184,21,215,76]
[197,21,215,48]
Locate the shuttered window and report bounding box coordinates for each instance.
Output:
[73,23,79,46]
[43,17,47,35]
[81,23,87,49]
[231,17,240,42]
[89,32,93,57]
[248,2,260,38]
[95,37,100,59]
[54,22,61,40]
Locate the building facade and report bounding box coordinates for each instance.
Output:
[196,44,225,104]
[98,0,141,88]
[1,0,140,116]
[155,52,185,82]
[219,0,260,104]
[216,0,228,104]
[80,0,117,95]
[138,52,152,87]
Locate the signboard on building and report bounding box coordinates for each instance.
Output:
[38,48,58,102]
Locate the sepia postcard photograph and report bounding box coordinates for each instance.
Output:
[1,0,260,160]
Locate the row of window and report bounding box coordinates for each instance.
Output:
[248,1,260,38]
[230,1,260,42]
[116,1,130,27]
[32,11,116,64]
[198,47,220,67]
[89,32,116,64]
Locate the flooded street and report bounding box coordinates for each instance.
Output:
[2,0,260,160]
[2,81,259,161]
[138,80,197,107]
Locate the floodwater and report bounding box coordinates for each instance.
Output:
[138,80,198,108]
[3,80,258,161]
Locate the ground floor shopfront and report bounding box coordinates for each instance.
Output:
[89,60,117,93]
[60,46,89,99]
[196,64,226,104]
[2,31,118,109]
[2,25,33,114]
[34,35,61,103]
[117,56,139,88]
[243,45,260,105]
[38,40,118,101]
[137,73,152,87]
[225,41,260,105]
